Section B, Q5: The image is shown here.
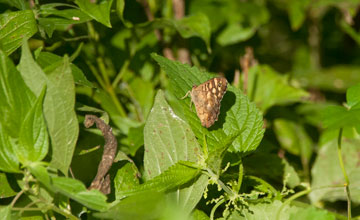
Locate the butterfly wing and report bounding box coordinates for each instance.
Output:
[191,77,227,128]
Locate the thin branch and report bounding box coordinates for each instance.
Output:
[84,115,118,194]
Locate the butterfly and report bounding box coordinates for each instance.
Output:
[182,77,228,128]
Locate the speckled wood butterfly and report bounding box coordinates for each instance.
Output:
[182,77,228,128]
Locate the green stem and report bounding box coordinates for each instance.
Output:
[206,168,235,197]
[112,60,130,88]
[236,159,243,193]
[210,198,225,220]
[97,57,111,86]
[337,128,351,220]
[276,189,311,220]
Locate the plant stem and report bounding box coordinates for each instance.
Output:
[337,128,351,220]
[112,60,130,88]
[210,198,225,220]
[275,189,311,220]
[236,159,243,193]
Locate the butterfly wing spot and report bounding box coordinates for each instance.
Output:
[186,77,228,128]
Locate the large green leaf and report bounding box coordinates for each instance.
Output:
[0,10,37,55]
[152,54,264,154]
[0,50,36,172]
[0,50,35,138]
[75,0,113,27]
[247,65,309,113]
[310,138,360,203]
[143,91,209,213]
[95,191,165,220]
[19,42,79,175]
[114,162,140,200]
[17,87,48,164]
[289,207,336,220]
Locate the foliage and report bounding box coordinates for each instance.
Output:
[0,0,360,219]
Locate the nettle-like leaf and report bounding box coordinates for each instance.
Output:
[247,65,309,113]
[19,42,79,175]
[75,0,113,27]
[142,91,208,214]
[152,54,264,154]
[310,137,360,204]
[17,87,49,164]
[0,10,37,55]
[119,161,201,198]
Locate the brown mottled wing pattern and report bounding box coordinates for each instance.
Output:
[190,77,227,128]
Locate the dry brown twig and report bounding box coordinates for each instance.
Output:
[84,115,117,194]
[239,47,256,94]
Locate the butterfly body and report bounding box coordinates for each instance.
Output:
[187,77,227,128]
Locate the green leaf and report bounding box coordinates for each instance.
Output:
[95,191,165,220]
[0,0,29,10]
[247,65,309,112]
[225,200,297,220]
[287,0,310,30]
[0,205,11,220]
[19,42,79,175]
[17,87,48,164]
[151,54,264,154]
[191,209,209,220]
[38,4,92,37]
[139,14,211,52]
[0,173,17,198]
[310,137,360,203]
[114,162,140,200]
[144,90,208,214]
[217,23,256,46]
[0,123,20,173]
[0,10,37,55]
[322,105,360,130]
[174,13,211,52]
[120,162,201,198]
[128,77,155,120]
[243,153,300,189]
[127,124,145,156]
[0,50,35,138]
[290,206,336,220]
[75,0,114,27]
[294,65,360,92]
[116,0,132,27]
[36,51,93,87]
[52,177,109,211]
[346,84,360,109]
[273,119,312,171]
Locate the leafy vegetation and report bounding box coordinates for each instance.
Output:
[0,0,360,219]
